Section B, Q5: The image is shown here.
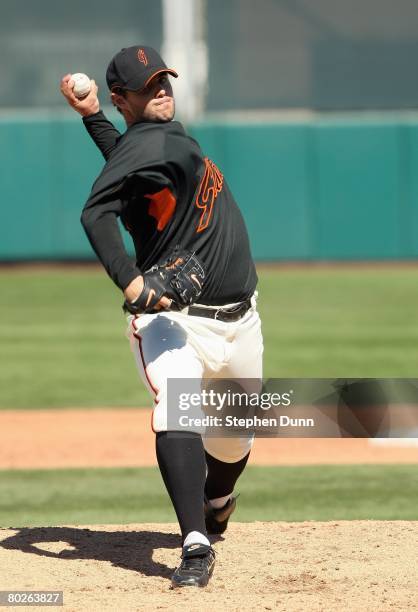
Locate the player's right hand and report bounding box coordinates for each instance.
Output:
[60,74,100,117]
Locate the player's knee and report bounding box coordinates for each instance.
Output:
[203,435,254,463]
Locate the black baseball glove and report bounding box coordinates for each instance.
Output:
[123,246,205,315]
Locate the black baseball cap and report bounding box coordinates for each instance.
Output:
[106,45,178,91]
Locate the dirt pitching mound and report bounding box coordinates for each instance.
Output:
[0,521,417,611]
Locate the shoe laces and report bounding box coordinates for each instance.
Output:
[182,554,208,571]
[181,544,214,571]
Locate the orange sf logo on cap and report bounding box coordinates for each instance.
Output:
[137,49,148,66]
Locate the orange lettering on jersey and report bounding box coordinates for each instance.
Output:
[195,158,224,233]
[145,188,177,231]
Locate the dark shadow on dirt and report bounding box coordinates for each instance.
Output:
[0,527,224,581]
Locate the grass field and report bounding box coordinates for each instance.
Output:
[1,266,418,529]
[1,265,418,409]
[0,464,417,527]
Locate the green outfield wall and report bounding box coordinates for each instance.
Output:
[2,113,418,261]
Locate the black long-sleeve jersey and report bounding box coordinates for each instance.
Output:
[81,111,257,306]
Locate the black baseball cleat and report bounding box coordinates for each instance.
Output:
[171,543,216,588]
[204,494,238,535]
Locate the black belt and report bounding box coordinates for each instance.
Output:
[186,297,252,322]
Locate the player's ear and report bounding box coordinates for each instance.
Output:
[110,90,126,111]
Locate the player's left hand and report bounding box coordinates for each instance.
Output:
[124,274,172,313]
[60,74,100,117]
[122,248,205,315]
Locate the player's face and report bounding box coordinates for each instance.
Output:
[124,73,175,124]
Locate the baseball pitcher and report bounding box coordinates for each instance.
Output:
[60,45,263,588]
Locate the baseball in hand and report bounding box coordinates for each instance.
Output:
[71,73,91,99]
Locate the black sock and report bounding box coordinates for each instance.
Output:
[156,431,207,541]
[205,451,250,500]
